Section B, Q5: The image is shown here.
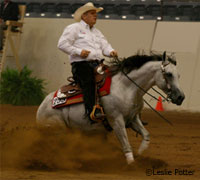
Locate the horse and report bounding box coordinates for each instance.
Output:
[36,51,185,164]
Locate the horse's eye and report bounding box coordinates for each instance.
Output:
[165,72,173,78]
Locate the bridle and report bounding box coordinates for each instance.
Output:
[161,62,170,88]
[159,60,174,102]
[120,58,174,125]
[122,60,172,103]
[155,61,172,101]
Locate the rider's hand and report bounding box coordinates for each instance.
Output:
[80,49,90,58]
[110,50,118,57]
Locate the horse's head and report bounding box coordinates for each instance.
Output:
[155,52,185,105]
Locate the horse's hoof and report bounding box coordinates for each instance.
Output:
[138,140,150,155]
[127,158,134,165]
[125,152,134,164]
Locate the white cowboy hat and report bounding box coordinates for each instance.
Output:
[74,2,103,22]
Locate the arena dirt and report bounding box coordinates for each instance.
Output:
[0,104,200,180]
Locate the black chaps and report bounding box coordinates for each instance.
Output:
[71,60,100,115]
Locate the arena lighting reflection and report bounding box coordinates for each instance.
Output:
[157,16,162,20]
[139,16,144,20]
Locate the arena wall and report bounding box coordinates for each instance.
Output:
[3,18,200,112]
[151,22,200,112]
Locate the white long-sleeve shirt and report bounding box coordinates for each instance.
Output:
[57,20,114,64]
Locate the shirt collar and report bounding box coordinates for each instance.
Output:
[80,20,95,31]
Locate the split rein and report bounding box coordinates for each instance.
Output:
[113,57,173,126]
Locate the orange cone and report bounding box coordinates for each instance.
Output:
[155,96,164,111]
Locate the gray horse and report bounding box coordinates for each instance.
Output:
[36,52,185,164]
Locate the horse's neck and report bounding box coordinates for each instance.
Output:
[112,61,161,100]
[129,61,161,92]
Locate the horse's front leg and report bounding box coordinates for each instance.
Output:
[112,114,134,164]
[130,114,150,155]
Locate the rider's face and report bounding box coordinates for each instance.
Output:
[82,10,97,28]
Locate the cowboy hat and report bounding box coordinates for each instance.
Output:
[74,2,103,22]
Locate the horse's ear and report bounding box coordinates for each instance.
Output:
[162,51,166,61]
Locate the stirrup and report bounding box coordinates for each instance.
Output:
[90,104,106,122]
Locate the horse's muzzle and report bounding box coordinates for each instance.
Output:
[174,94,185,105]
[169,88,185,106]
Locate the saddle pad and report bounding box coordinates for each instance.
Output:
[52,76,111,108]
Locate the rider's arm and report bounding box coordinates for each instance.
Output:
[97,30,115,57]
[57,24,82,56]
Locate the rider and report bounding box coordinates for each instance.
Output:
[58,2,118,120]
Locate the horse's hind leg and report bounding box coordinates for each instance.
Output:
[130,115,150,155]
[36,95,67,130]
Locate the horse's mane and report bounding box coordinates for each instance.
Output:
[109,52,176,74]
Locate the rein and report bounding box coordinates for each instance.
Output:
[151,87,170,102]
[143,98,173,126]
[117,57,173,126]
[112,57,169,102]
[122,69,159,101]
[121,67,170,102]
